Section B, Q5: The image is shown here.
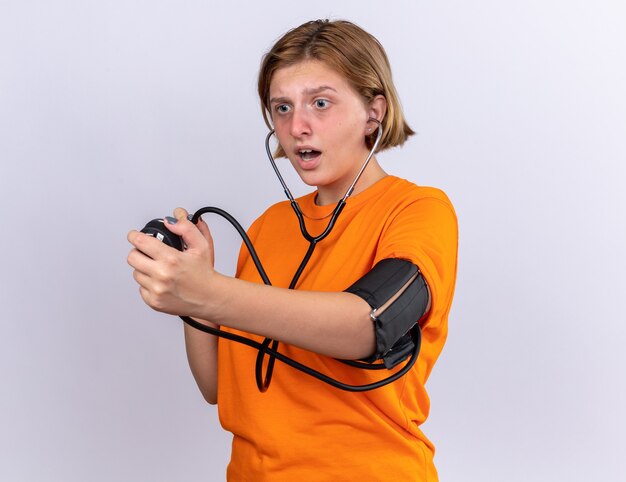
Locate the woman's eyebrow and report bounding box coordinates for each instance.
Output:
[269,86,338,104]
[303,85,337,96]
[269,96,289,105]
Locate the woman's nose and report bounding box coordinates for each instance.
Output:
[289,107,312,138]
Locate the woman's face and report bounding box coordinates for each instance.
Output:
[269,60,376,204]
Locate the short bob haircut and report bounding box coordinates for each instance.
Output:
[258,19,414,158]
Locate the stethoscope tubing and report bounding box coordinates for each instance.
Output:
[264,118,382,243]
[180,121,421,392]
[180,314,419,393]
[255,119,384,391]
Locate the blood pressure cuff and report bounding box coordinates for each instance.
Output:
[345,258,429,369]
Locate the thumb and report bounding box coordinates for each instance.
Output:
[173,206,189,222]
[164,213,207,253]
[195,216,215,266]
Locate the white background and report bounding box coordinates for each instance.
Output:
[1,1,625,480]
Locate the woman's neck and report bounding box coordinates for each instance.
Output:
[315,159,387,206]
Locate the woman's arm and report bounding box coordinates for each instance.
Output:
[184,320,218,404]
[200,274,375,360]
[127,209,376,360]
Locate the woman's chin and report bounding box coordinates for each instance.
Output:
[296,173,322,188]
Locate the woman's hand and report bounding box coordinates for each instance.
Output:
[128,208,375,360]
[127,207,217,317]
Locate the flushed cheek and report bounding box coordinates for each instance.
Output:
[271,123,289,145]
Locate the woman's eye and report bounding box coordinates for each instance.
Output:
[315,99,329,109]
[275,104,291,114]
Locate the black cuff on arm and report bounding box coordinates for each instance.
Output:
[345,258,429,368]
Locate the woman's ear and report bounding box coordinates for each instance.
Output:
[367,95,387,127]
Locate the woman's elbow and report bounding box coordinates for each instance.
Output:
[202,389,217,405]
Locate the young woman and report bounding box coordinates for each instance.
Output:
[128,19,458,481]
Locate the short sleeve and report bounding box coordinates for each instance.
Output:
[374,196,458,329]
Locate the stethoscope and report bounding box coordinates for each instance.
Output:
[143,118,421,392]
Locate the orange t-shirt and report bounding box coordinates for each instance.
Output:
[217,176,458,481]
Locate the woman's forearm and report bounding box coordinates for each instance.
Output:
[195,273,376,360]
[128,218,376,361]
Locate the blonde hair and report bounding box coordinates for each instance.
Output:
[258,19,414,158]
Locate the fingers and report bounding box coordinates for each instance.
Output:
[173,207,189,221]
[164,210,208,254]
[127,230,168,261]
[127,208,212,266]
[170,207,211,242]
[195,216,212,240]
[195,216,215,266]
[132,267,151,289]
[127,207,217,315]
[130,251,182,314]
[182,211,215,271]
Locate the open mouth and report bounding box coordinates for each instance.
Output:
[298,149,321,161]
